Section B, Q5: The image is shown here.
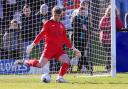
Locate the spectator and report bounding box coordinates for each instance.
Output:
[61,7,72,31]
[43,0,57,19]
[35,4,49,34]
[21,4,36,59]
[71,0,89,18]
[24,0,44,14]
[71,6,89,73]
[99,5,124,72]
[1,19,22,60]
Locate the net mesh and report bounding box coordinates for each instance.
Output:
[0,0,112,76]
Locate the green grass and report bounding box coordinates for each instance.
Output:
[0,73,128,89]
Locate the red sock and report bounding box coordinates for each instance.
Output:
[59,63,69,77]
[25,59,39,67]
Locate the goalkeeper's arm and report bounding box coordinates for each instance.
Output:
[26,21,49,54]
[26,42,36,54]
[26,29,45,54]
[62,30,81,57]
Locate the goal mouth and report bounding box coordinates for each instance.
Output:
[0,0,116,77]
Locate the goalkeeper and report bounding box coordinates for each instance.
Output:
[15,6,81,83]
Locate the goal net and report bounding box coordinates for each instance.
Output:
[0,0,116,76]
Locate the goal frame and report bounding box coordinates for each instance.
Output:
[111,0,116,77]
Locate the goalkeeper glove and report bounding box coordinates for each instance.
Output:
[71,46,81,58]
[26,42,35,54]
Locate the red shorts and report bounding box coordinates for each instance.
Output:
[41,49,66,61]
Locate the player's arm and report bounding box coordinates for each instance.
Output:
[62,30,81,57]
[26,29,45,54]
[26,21,48,54]
[33,28,45,45]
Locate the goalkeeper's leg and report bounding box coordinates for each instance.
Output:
[14,55,49,68]
[56,54,70,83]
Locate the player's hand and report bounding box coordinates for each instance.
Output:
[26,43,35,54]
[71,47,81,58]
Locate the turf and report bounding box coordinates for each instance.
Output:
[0,73,128,89]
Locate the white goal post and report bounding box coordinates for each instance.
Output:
[111,0,116,77]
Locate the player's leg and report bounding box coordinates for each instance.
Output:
[56,54,70,83]
[25,55,49,68]
[15,48,53,68]
[14,54,49,68]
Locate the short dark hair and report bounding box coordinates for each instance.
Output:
[52,6,62,14]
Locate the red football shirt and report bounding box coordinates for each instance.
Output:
[34,20,72,51]
[99,16,111,44]
[99,15,124,44]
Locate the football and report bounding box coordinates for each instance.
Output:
[41,74,51,83]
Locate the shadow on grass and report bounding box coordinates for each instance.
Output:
[69,81,128,84]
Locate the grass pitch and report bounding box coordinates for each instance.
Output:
[0,73,128,89]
